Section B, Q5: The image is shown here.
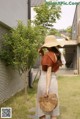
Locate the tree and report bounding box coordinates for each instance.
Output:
[33,3,61,28]
[48,28,61,36]
[60,26,72,40]
[66,26,72,39]
[0,21,45,94]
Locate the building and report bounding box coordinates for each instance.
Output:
[0,0,28,27]
[65,4,80,74]
[0,0,28,104]
[31,0,45,7]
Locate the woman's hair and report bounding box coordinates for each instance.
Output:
[48,47,59,53]
[48,47,61,61]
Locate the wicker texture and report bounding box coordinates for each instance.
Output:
[39,93,58,113]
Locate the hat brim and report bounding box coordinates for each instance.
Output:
[41,42,64,48]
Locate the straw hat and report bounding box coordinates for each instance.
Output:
[41,35,64,48]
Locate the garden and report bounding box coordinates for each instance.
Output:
[0,76,80,119]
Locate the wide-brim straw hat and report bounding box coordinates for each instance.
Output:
[41,35,64,48]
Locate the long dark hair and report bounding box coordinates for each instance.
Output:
[48,47,61,61]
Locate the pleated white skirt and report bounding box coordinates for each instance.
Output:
[36,71,60,118]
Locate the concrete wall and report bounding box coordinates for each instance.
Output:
[0,61,25,104]
[0,0,28,103]
[77,46,80,73]
[0,0,28,27]
[72,4,80,41]
[31,0,45,7]
[0,24,25,104]
[77,5,80,43]
[71,4,80,73]
[72,6,78,40]
[77,4,80,23]
[77,5,80,73]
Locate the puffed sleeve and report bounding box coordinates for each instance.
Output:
[41,52,57,71]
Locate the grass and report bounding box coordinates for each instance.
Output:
[0,76,80,119]
[58,76,80,119]
[0,79,38,119]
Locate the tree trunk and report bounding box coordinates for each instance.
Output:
[24,70,29,96]
[28,69,33,88]
[20,70,29,98]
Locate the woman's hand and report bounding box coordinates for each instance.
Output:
[44,89,49,97]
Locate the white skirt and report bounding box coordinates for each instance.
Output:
[36,71,60,118]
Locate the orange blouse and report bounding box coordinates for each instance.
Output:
[41,51,60,72]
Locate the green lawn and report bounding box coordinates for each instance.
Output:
[0,76,80,119]
[0,80,38,119]
[58,76,80,119]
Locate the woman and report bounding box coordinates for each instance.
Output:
[36,35,65,119]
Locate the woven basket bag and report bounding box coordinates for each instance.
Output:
[39,93,58,113]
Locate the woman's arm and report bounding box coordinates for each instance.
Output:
[46,66,52,96]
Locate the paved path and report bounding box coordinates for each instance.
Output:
[32,68,78,79]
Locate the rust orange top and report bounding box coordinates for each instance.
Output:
[41,51,60,72]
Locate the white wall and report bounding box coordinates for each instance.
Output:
[0,0,28,27]
[77,4,80,23]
